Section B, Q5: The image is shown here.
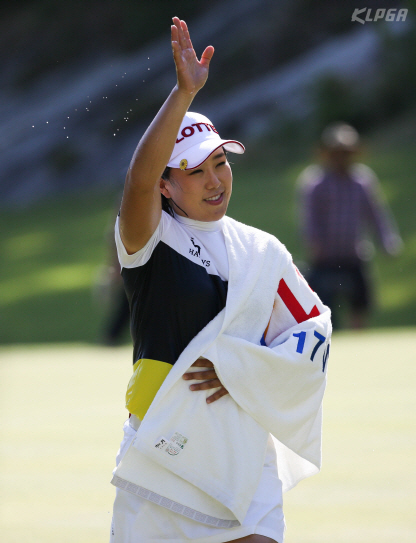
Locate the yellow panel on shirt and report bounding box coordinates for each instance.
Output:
[125,358,172,420]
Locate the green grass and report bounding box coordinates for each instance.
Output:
[0,329,415,542]
[0,343,132,543]
[0,190,120,344]
[283,328,416,543]
[1,127,416,344]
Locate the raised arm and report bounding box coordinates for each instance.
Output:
[119,17,214,254]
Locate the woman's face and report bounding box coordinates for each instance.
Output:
[160,149,232,221]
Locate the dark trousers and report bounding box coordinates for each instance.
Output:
[306,261,371,329]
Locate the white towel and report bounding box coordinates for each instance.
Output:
[112,216,331,527]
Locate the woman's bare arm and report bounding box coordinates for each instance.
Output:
[119,18,214,254]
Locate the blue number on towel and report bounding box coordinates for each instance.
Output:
[311,331,326,361]
[293,331,306,353]
[322,343,330,372]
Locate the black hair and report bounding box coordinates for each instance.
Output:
[161,166,175,217]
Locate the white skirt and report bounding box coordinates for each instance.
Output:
[110,419,285,543]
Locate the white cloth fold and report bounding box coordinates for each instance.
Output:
[112,216,331,526]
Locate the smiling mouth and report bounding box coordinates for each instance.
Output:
[205,193,223,202]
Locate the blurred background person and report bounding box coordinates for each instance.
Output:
[297,122,403,329]
[95,196,131,346]
[99,229,131,346]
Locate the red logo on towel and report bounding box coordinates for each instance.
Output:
[277,279,320,323]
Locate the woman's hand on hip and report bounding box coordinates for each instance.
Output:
[171,17,214,95]
[182,358,229,404]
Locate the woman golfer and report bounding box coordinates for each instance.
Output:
[110,17,331,543]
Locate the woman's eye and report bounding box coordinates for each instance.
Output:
[216,161,226,167]
[189,169,203,175]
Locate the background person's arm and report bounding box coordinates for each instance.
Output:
[356,164,403,256]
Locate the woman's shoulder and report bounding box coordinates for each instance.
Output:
[223,215,289,255]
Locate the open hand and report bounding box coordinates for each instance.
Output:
[171,17,214,95]
[182,358,229,404]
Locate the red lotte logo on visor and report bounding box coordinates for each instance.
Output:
[167,111,245,170]
[176,122,218,143]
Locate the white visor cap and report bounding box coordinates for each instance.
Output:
[167,112,245,170]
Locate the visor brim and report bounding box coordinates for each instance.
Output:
[167,139,245,170]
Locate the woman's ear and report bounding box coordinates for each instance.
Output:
[160,177,171,198]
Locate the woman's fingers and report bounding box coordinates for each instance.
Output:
[172,17,187,50]
[172,17,212,66]
[171,24,181,58]
[207,387,229,404]
[200,46,215,68]
[189,358,214,368]
[184,369,217,381]
[171,23,178,44]
[189,378,222,391]
[182,358,229,403]
[181,19,194,50]
[179,19,189,49]
[171,17,213,94]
